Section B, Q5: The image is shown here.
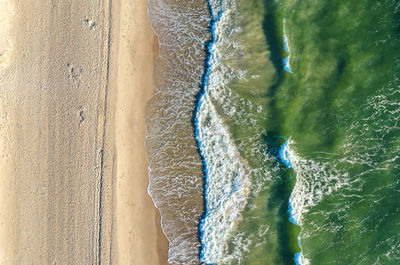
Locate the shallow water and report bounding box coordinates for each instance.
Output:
[146,0,208,264]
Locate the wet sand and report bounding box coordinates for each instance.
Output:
[0,0,169,263]
[110,0,170,264]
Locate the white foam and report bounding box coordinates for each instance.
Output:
[197,93,251,263]
[146,0,212,264]
[284,139,349,226]
[283,20,290,53]
[282,139,350,264]
[294,252,310,265]
[196,1,254,263]
[282,20,292,73]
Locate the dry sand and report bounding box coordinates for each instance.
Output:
[0,0,169,264]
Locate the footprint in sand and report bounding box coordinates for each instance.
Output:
[83,17,96,31]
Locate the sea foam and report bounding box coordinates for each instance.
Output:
[284,140,349,226]
[196,95,251,263]
[146,0,210,264]
[195,0,252,263]
[282,21,292,73]
[281,140,349,265]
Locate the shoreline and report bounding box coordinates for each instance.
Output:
[193,0,217,261]
[144,0,209,263]
[110,0,170,263]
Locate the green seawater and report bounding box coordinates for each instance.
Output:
[207,0,400,264]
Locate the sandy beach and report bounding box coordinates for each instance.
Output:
[0,0,169,264]
[110,0,170,264]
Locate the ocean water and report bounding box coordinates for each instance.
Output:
[148,0,400,264]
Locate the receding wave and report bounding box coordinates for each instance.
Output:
[146,0,209,264]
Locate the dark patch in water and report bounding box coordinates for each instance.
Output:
[262,1,300,262]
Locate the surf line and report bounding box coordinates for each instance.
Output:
[283,19,292,73]
[279,141,308,265]
[279,18,309,264]
[192,0,224,263]
[279,19,309,264]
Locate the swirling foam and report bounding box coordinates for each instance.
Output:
[146,0,209,264]
[195,0,252,263]
[197,94,251,263]
[281,140,349,265]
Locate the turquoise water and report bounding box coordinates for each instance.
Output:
[194,0,400,264]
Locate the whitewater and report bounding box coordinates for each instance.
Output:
[146,0,400,264]
[194,0,252,263]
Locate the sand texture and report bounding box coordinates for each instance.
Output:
[0,0,168,264]
[110,0,170,264]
